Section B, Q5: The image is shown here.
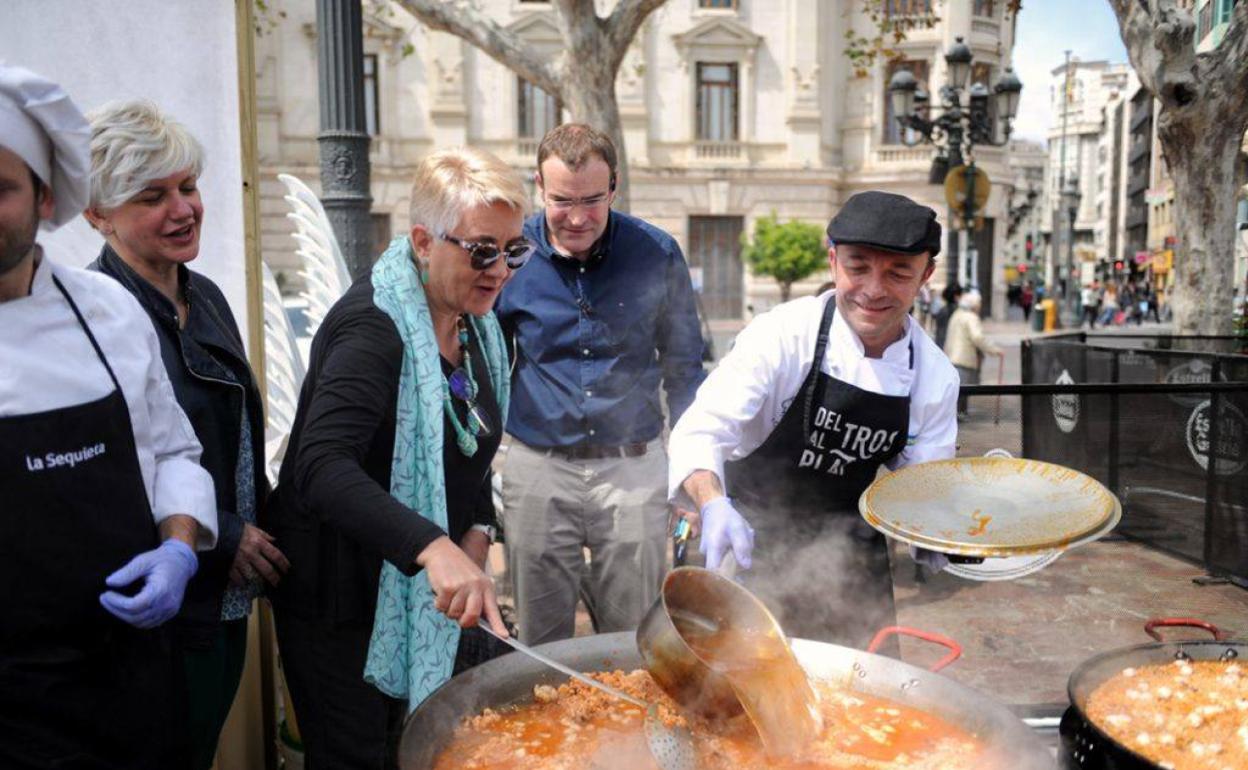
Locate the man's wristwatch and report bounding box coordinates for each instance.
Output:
[469,523,498,544]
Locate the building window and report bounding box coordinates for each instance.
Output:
[883,59,929,145]
[1198,1,1214,38]
[973,0,995,16]
[363,54,380,136]
[688,216,744,319]
[517,78,561,139]
[696,62,739,142]
[698,0,737,7]
[1217,0,1235,24]
[885,0,933,16]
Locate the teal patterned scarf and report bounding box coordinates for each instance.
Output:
[363,235,510,709]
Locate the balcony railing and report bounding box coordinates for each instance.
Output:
[693,141,744,161]
[873,146,934,164]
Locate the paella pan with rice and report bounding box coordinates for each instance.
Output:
[403,568,1052,770]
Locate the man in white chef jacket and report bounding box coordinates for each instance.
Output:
[0,63,217,768]
[669,191,960,650]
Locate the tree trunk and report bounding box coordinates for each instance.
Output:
[779,281,792,302]
[1107,0,1248,336]
[394,0,668,216]
[1162,121,1241,335]
[560,72,632,213]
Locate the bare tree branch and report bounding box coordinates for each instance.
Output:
[394,0,560,95]
[551,0,605,62]
[605,0,668,67]
[1109,0,1198,108]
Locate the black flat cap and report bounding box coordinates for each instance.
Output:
[826,191,941,258]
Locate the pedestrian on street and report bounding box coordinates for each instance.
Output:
[1080,280,1101,329]
[917,282,933,329]
[268,147,521,767]
[933,281,963,349]
[944,290,1004,420]
[0,64,217,769]
[83,100,279,770]
[1142,282,1161,323]
[1020,281,1035,323]
[667,191,961,650]
[496,124,707,646]
[1121,282,1139,325]
[1098,282,1120,326]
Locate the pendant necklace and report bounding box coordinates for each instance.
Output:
[443,315,490,456]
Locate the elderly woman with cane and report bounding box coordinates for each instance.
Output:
[267,146,531,768]
[943,289,1003,420]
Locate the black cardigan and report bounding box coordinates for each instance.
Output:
[90,246,269,647]
[266,276,499,625]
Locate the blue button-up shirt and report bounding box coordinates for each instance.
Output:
[496,210,707,448]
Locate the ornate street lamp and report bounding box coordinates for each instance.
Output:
[995,67,1023,123]
[945,36,973,91]
[887,37,1023,289]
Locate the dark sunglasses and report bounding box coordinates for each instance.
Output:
[440,233,536,271]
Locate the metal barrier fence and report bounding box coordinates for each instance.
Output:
[959,333,1248,587]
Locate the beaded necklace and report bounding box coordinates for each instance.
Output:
[443,315,490,456]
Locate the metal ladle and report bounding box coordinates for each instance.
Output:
[478,625,697,770]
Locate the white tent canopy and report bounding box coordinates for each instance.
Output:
[2,0,253,341]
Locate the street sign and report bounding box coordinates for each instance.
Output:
[1145,187,1171,205]
[944,165,992,228]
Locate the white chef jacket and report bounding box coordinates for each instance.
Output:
[0,253,217,548]
[668,291,959,507]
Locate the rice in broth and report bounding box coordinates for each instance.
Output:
[432,668,988,770]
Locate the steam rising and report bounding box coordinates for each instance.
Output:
[731,512,898,648]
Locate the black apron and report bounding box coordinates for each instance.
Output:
[0,276,184,769]
[724,297,911,652]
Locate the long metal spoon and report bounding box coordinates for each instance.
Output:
[478,624,697,770]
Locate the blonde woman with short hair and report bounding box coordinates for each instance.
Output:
[269,147,532,767]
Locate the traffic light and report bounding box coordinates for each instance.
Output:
[1017,263,1028,274]
[1114,260,1125,272]
[1025,235,1033,259]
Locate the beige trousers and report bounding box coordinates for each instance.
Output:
[502,439,670,645]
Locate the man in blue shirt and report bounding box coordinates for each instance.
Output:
[496,124,706,644]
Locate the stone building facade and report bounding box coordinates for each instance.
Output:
[255,0,1022,326]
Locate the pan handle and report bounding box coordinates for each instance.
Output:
[1144,617,1228,642]
[867,626,962,672]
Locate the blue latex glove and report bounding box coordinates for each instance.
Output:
[698,497,754,571]
[99,539,198,629]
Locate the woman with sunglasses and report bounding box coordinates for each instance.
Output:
[267,147,533,768]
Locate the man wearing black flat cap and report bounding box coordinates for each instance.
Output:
[667,191,960,648]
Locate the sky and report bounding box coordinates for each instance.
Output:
[1010,0,1129,144]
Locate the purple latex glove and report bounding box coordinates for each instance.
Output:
[909,544,950,572]
[698,497,754,571]
[99,539,198,629]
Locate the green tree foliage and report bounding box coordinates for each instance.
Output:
[741,214,828,302]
